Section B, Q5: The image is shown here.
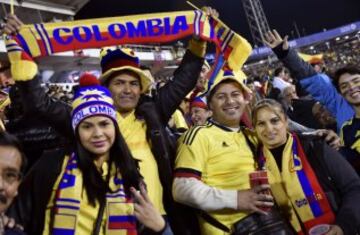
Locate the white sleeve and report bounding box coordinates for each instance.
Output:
[273,77,291,91]
[172,177,238,211]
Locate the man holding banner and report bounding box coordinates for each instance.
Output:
[3,6,252,234]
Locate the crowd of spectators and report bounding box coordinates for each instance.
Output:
[0,9,358,235]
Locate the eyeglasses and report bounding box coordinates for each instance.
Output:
[0,169,22,185]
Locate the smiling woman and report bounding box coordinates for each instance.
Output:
[252,99,360,234]
[252,99,288,149]
[9,74,171,235]
[77,116,116,167]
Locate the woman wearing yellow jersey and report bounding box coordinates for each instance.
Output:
[252,99,360,235]
[9,74,171,235]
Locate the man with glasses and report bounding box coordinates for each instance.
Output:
[0,131,27,235]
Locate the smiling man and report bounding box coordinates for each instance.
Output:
[334,66,360,169]
[173,71,278,234]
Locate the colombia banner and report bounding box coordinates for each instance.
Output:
[13,10,252,71]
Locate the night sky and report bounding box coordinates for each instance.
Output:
[76,0,360,44]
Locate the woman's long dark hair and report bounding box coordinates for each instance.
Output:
[75,120,142,206]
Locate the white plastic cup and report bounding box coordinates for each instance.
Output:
[309,224,330,235]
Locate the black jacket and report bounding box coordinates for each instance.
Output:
[5,115,68,171]
[291,134,360,235]
[272,45,317,80]
[13,50,203,235]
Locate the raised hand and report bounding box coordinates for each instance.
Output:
[192,7,219,42]
[5,36,38,81]
[264,29,289,50]
[201,7,219,19]
[1,14,23,36]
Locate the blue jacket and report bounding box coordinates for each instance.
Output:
[272,46,354,132]
[300,74,354,132]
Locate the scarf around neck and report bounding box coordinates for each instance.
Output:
[260,133,335,234]
[50,153,137,235]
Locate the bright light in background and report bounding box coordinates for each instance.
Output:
[336,37,340,41]
[41,70,55,83]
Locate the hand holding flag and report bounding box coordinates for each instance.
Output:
[6,37,37,81]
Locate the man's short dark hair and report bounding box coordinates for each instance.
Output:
[333,65,360,93]
[0,131,27,174]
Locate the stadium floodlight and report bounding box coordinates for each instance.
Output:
[242,0,271,47]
